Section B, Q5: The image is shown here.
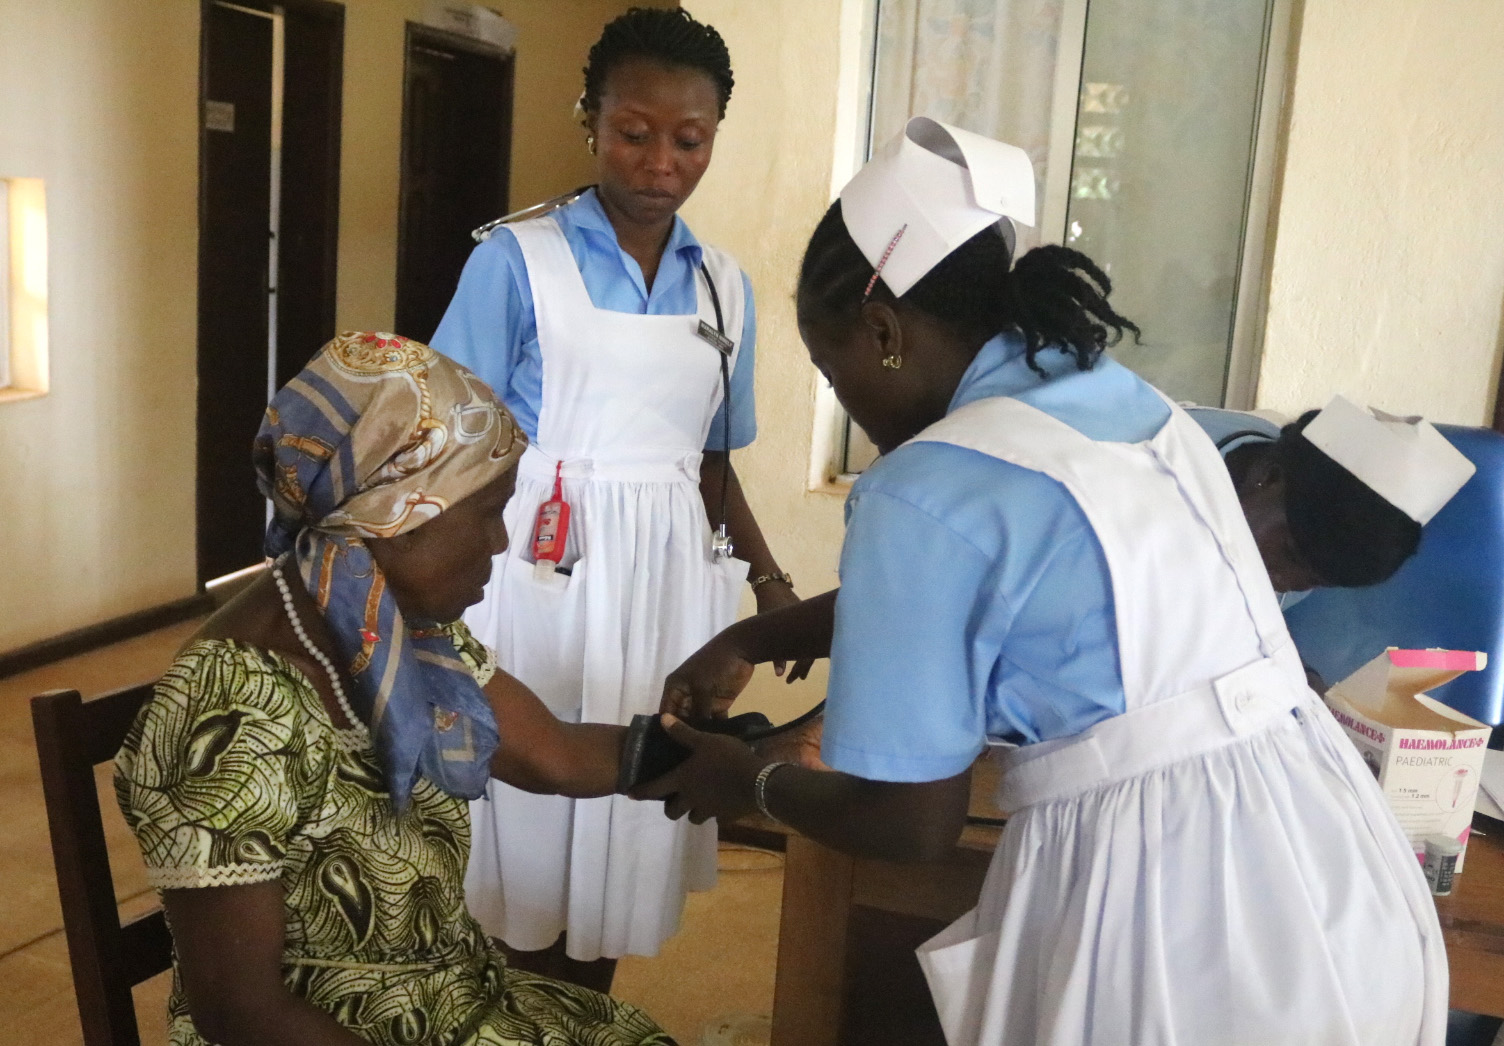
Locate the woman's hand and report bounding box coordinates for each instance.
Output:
[629,715,768,824]
[752,580,815,682]
[660,635,756,719]
[753,713,828,769]
[632,715,971,863]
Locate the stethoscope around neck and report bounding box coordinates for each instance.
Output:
[471,185,738,555]
[477,192,866,772]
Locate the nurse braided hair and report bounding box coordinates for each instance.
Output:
[798,201,1140,375]
[582,8,734,121]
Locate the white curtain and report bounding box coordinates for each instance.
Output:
[871,0,1065,255]
[867,0,1274,407]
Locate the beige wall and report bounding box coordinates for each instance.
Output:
[14,0,1496,662]
[1256,0,1504,424]
[680,0,852,723]
[0,0,652,654]
[678,0,1504,718]
[0,0,200,651]
[337,0,652,330]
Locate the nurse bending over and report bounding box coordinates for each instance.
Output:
[1189,400,1472,613]
[638,119,1445,1046]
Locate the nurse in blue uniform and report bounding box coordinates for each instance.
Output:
[431,9,796,991]
[1188,402,1472,612]
[638,119,1445,1045]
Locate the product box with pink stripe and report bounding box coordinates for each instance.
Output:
[1323,648,1490,870]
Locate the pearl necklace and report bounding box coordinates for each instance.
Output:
[272,562,370,741]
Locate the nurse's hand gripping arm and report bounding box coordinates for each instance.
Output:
[698,452,813,680]
[631,716,971,862]
[661,588,839,718]
[484,668,625,797]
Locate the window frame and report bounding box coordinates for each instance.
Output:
[0,176,49,404]
[809,0,1299,488]
[0,179,10,390]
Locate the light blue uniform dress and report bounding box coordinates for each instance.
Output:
[1183,404,1280,455]
[431,188,756,450]
[821,332,1169,774]
[822,335,1442,1046]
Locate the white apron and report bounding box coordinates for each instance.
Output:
[462,216,749,959]
[911,396,1447,1046]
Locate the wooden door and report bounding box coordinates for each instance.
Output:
[196,0,343,585]
[395,25,514,344]
[197,1,275,585]
[276,4,344,388]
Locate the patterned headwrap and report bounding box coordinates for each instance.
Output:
[253,332,528,808]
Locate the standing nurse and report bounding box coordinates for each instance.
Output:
[431,8,794,989]
[641,119,1444,1045]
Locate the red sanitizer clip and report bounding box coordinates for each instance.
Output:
[532,461,571,577]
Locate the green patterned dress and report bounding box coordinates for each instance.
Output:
[114,628,674,1046]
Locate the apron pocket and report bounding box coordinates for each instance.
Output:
[708,554,750,631]
[917,909,997,1046]
[499,555,590,719]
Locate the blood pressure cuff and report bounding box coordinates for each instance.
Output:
[616,712,772,795]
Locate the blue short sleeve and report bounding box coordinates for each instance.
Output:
[1185,405,1280,456]
[429,232,541,437]
[704,271,757,451]
[822,488,994,782]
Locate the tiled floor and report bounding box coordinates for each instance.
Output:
[0,624,783,1045]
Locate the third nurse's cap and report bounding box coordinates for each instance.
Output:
[1303,395,1475,525]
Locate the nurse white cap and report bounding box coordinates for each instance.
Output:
[1302,394,1476,524]
[839,116,1037,298]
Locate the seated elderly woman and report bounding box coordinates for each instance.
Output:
[114,333,670,1046]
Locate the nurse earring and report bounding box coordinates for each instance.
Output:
[586,134,597,155]
[865,226,906,371]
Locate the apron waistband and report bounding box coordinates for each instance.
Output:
[997,657,1308,812]
[518,445,701,485]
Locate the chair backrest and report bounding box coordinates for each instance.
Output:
[1285,425,1504,727]
[31,684,172,1046]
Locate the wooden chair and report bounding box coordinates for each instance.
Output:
[31,685,172,1046]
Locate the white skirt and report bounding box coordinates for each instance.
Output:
[463,463,746,959]
[919,703,1447,1046]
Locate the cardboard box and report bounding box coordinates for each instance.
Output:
[1323,648,1490,870]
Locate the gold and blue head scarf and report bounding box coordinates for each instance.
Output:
[253,332,527,808]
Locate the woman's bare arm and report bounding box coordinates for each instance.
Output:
[662,590,838,718]
[484,668,624,796]
[162,883,366,1046]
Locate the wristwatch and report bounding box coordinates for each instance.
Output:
[749,571,793,590]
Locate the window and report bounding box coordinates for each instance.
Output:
[0,180,10,389]
[1,177,49,402]
[820,0,1295,480]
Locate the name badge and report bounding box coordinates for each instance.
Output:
[696,320,734,357]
